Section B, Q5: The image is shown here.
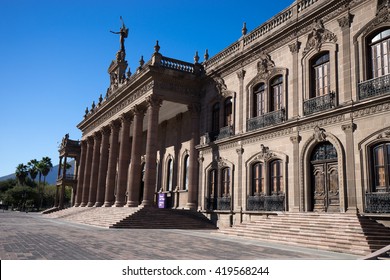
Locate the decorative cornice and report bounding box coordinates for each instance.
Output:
[297,114,345,132]
[352,102,390,118]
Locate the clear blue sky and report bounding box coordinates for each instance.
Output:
[0,0,294,177]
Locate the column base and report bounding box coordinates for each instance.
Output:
[94,202,103,207]
[74,203,81,207]
[185,202,197,210]
[113,201,125,207]
[346,207,358,214]
[87,202,95,207]
[103,202,113,207]
[126,201,139,207]
[80,202,87,207]
[141,200,153,207]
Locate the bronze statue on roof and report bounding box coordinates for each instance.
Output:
[110,16,128,51]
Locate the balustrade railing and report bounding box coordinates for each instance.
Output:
[247,195,285,211]
[303,92,335,115]
[217,125,234,140]
[205,197,231,211]
[358,74,390,100]
[247,109,285,131]
[365,192,390,213]
[160,56,196,73]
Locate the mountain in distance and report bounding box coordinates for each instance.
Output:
[0,161,75,185]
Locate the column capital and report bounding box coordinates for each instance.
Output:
[93,130,102,141]
[290,135,301,143]
[146,95,162,109]
[131,104,146,116]
[289,41,301,54]
[341,123,356,133]
[86,136,94,144]
[236,147,244,155]
[100,125,111,136]
[120,111,133,124]
[109,119,121,131]
[338,12,354,29]
[236,69,246,80]
[187,102,201,116]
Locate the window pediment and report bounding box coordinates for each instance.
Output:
[302,19,337,57]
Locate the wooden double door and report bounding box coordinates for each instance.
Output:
[310,141,340,212]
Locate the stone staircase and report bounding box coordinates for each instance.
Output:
[43,206,218,230]
[215,212,390,256]
[110,207,218,229]
[43,206,141,228]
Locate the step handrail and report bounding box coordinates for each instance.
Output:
[361,244,390,260]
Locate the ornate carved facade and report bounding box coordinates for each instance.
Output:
[60,0,390,227]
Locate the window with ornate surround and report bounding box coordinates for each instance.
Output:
[359,28,390,100]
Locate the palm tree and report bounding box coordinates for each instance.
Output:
[27,159,39,185]
[37,156,53,209]
[15,163,28,185]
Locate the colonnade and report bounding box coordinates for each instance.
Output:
[74,95,200,209]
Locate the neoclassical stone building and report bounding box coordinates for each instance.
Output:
[60,0,390,227]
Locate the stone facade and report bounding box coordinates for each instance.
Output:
[63,0,390,227]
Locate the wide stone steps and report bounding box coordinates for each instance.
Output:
[215,213,390,256]
[111,207,218,229]
[43,206,218,230]
[43,206,141,228]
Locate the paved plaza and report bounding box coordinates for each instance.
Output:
[0,210,358,260]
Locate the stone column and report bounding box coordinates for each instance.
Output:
[103,120,121,207]
[94,126,110,207]
[57,156,63,179]
[74,140,87,207]
[142,95,162,206]
[87,131,102,207]
[126,105,146,206]
[54,185,59,208]
[342,122,357,212]
[338,13,354,103]
[186,103,200,209]
[114,112,133,207]
[80,136,94,207]
[289,41,301,118]
[290,134,301,212]
[236,70,246,133]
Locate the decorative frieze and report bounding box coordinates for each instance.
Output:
[352,102,390,118]
[297,115,345,132]
[242,128,293,145]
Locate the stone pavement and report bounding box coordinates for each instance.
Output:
[0,211,358,260]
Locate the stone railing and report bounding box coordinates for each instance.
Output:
[243,9,293,47]
[358,74,390,100]
[297,0,320,12]
[203,0,325,69]
[216,125,234,140]
[247,108,285,131]
[160,56,196,73]
[205,197,231,211]
[58,174,77,181]
[247,194,285,211]
[303,92,335,115]
[365,192,390,213]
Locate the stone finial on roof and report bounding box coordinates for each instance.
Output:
[242,22,247,36]
[204,49,209,61]
[194,51,200,64]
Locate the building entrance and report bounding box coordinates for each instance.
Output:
[310,142,340,212]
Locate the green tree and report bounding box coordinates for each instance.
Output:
[37,157,53,209]
[15,163,28,185]
[27,159,39,183]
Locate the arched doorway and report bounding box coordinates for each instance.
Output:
[310,141,339,212]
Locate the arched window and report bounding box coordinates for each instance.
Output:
[270,76,283,111]
[253,83,265,117]
[166,158,173,191]
[270,160,283,194]
[369,28,390,79]
[311,52,330,97]
[372,143,390,192]
[252,162,264,195]
[221,167,231,197]
[182,155,189,190]
[211,102,220,132]
[224,97,233,127]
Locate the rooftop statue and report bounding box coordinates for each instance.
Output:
[110,16,129,51]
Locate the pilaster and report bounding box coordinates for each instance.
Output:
[342,122,357,212]
[289,40,301,118]
[289,134,301,212]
